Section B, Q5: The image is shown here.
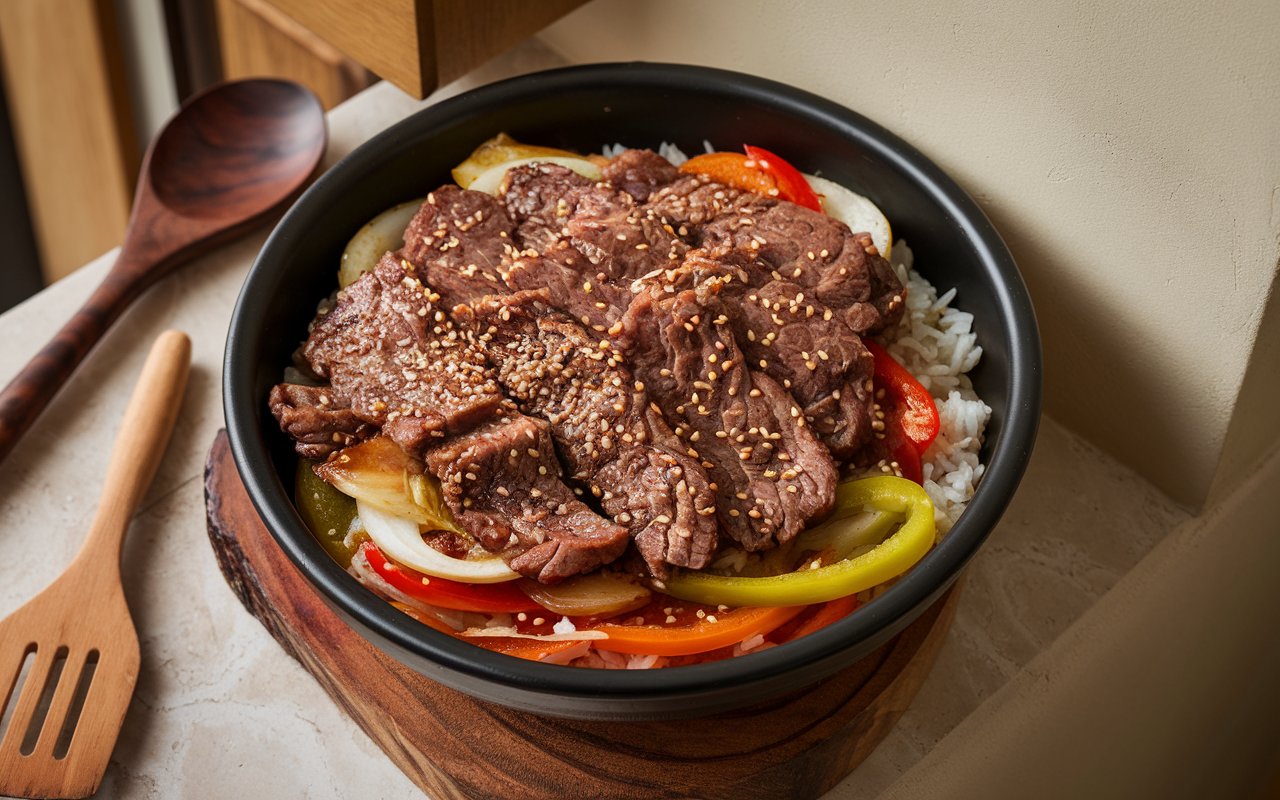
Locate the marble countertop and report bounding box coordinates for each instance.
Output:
[0,40,1207,799]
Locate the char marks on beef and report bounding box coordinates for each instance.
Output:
[425,415,629,583]
[399,185,519,306]
[458,291,719,575]
[620,268,837,550]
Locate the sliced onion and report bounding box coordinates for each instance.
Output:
[316,437,459,532]
[519,573,651,617]
[357,501,519,583]
[467,156,602,196]
[804,174,892,258]
[452,133,584,188]
[339,199,422,288]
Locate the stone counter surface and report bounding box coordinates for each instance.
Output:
[0,42,1197,799]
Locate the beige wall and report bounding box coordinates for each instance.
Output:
[540,0,1280,507]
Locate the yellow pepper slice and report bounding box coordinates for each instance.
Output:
[663,476,936,607]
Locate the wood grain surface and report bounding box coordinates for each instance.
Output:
[215,0,376,110]
[264,0,588,97]
[203,430,960,800]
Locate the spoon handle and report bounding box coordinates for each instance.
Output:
[0,256,151,465]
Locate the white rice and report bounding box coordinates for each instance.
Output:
[881,242,991,535]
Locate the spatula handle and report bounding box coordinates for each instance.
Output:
[79,330,191,565]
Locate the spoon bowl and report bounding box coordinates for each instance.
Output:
[148,80,327,222]
[0,79,326,464]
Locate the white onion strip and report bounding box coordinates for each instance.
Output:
[357,500,519,583]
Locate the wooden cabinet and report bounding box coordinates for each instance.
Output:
[213,0,377,110]
[261,0,589,98]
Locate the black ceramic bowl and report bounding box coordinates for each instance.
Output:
[224,63,1040,720]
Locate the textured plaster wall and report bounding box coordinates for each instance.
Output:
[540,0,1280,506]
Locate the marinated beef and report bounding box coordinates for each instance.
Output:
[268,383,375,459]
[500,162,687,277]
[300,252,505,456]
[458,291,719,575]
[275,146,909,584]
[275,253,628,583]
[500,162,594,253]
[425,415,629,583]
[504,242,631,335]
[399,185,519,306]
[645,167,906,334]
[620,268,837,551]
[506,158,879,459]
[601,148,682,203]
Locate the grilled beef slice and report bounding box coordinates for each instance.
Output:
[500,162,595,254]
[300,251,505,455]
[645,171,906,334]
[601,148,682,203]
[620,268,837,551]
[504,242,632,335]
[268,383,376,459]
[500,163,688,279]
[277,253,627,582]
[457,291,719,575]
[425,416,629,583]
[399,185,520,306]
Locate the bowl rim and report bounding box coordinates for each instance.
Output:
[224,61,1041,706]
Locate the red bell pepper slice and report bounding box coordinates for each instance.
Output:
[774,594,859,643]
[363,542,543,613]
[743,145,823,212]
[865,339,940,455]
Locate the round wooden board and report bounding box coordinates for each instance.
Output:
[203,431,959,800]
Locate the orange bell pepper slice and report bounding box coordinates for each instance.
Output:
[680,151,779,197]
[679,146,823,212]
[590,604,804,656]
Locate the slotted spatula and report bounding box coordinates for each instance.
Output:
[0,330,191,798]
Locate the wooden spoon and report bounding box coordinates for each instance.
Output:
[0,79,326,464]
[0,329,190,799]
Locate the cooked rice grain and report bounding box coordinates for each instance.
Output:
[883,242,991,535]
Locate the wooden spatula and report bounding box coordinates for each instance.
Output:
[0,329,191,798]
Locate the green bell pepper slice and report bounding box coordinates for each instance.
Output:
[663,476,936,607]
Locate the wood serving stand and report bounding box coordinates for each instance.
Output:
[203,431,959,800]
